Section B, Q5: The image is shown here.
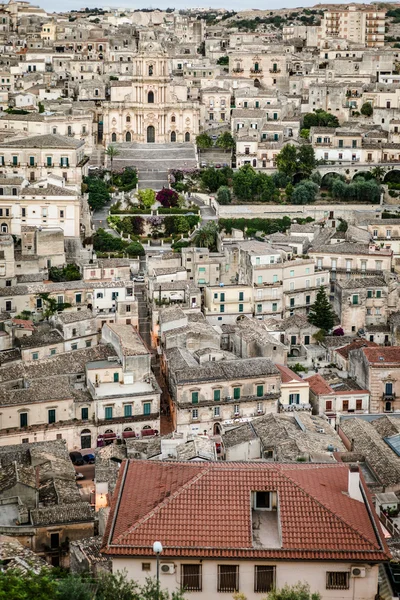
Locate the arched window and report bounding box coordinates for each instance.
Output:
[111,132,117,142]
[253,159,257,167]
[171,131,176,142]
[1,223,7,233]
[171,115,176,123]
[124,427,133,431]
[81,428,91,449]
[149,65,153,76]
[126,115,131,122]
[125,131,131,142]
[386,401,392,412]
[67,125,72,136]
[148,91,154,103]
[185,132,190,142]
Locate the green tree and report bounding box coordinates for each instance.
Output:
[84,176,110,211]
[232,164,257,200]
[360,102,373,117]
[217,55,229,65]
[371,165,386,182]
[201,167,226,193]
[93,228,126,252]
[196,132,213,149]
[217,185,231,204]
[38,293,71,319]
[57,574,94,600]
[266,582,321,600]
[291,180,318,204]
[300,128,310,139]
[331,178,348,200]
[125,241,145,256]
[0,568,58,600]
[216,131,235,150]
[193,221,218,251]
[297,145,316,178]
[308,286,335,332]
[276,144,298,180]
[48,264,81,282]
[137,188,156,208]
[105,145,120,185]
[38,102,45,114]
[303,110,339,128]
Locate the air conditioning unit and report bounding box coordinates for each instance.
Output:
[317,428,325,434]
[351,567,366,578]
[132,452,141,459]
[160,563,175,574]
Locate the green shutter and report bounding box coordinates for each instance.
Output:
[143,402,151,415]
[124,404,132,417]
[192,392,199,404]
[214,389,220,401]
[257,385,264,397]
[81,407,88,420]
[234,387,241,400]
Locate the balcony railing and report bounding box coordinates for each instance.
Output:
[232,68,244,73]
[382,392,396,400]
[269,68,281,73]
[250,68,263,74]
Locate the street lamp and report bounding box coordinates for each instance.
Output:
[153,541,163,599]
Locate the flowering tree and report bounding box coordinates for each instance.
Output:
[156,188,179,208]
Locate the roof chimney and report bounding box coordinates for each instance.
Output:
[348,464,363,503]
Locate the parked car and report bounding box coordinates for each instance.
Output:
[200,161,207,168]
[69,451,84,466]
[83,454,95,464]
[132,275,145,282]
[75,472,84,480]
[215,163,222,168]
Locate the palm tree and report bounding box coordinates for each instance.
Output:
[193,222,218,251]
[105,145,120,185]
[371,165,386,183]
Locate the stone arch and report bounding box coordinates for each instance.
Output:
[254,78,261,88]
[147,125,155,143]
[111,132,117,142]
[384,169,400,184]
[148,90,154,103]
[185,132,190,142]
[171,131,176,142]
[81,428,91,449]
[125,131,132,142]
[1,223,7,233]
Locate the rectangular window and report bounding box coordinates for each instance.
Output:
[20,412,28,427]
[352,295,358,305]
[326,400,332,411]
[192,408,198,419]
[367,290,372,298]
[181,565,202,592]
[272,302,278,312]
[214,389,220,401]
[192,392,199,404]
[239,291,244,301]
[376,290,381,298]
[218,565,239,593]
[105,407,113,419]
[239,303,244,312]
[220,292,225,301]
[50,533,59,549]
[356,399,362,411]
[257,385,264,397]
[289,393,300,405]
[220,304,225,313]
[254,566,275,594]
[48,409,56,424]
[50,348,56,356]
[258,276,263,284]
[46,156,52,167]
[124,404,132,417]
[75,293,82,304]
[342,400,349,411]
[113,372,119,383]
[214,406,220,417]
[12,155,18,165]
[233,387,241,400]
[81,407,88,420]
[326,572,350,590]
[32,352,39,360]
[257,304,262,313]
[29,156,35,166]
[143,402,151,416]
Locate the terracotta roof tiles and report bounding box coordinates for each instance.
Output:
[362,346,400,365]
[102,461,389,562]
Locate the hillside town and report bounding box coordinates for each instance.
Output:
[2,0,400,598]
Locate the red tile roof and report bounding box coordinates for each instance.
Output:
[304,373,332,396]
[336,339,378,360]
[102,461,389,562]
[362,347,400,365]
[276,364,305,384]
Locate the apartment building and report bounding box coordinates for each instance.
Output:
[321,5,385,48]
[0,134,88,190]
[102,460,389,600]
[165,349,280,436]
[204,284,253,325]
[334,277,388,335]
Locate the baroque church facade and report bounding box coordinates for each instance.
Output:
[102,32,200,145]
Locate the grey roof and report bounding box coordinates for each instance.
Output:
[21,184,78,197]
[55,309,95,324]
[338,277,386,290]
[310,242,374,255]
[18,328,63,349]
[222,421,258,449]
[159,305,186,325]
[173,356,279,385]
[0,133,84,149]
[31,502,94,525]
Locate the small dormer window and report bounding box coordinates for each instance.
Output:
[255,491,271,509]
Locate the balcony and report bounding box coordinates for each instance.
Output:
[250,69,263,75]
[280,402,312,412]
[178,392,280,411]
[232,68,244,73]
[97,412,159,426]
[269,68,281,73]
[382,392,396,401]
